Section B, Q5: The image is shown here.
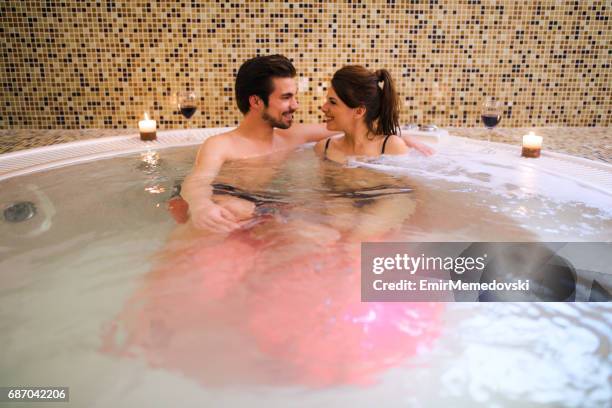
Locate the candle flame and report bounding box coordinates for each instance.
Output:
[144,112,149,120]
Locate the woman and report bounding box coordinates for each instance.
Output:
[311,66,418,242]
[316,65,408,162]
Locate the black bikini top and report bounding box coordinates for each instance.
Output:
[324,135,392,158]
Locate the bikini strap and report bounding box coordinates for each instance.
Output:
[381,135,392,154]
[324,137,332,157]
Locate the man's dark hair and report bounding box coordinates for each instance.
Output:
[235,55,296,114]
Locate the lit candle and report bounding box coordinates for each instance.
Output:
[138,112,157,141]
[522,131,542,158]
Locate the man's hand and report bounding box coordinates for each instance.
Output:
[190,202,242,233]
[403,136,436,156]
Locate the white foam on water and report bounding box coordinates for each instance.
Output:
[350,138,612,224]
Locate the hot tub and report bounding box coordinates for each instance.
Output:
[0,128,610,407]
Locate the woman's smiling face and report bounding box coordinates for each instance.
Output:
[320,86,356,133]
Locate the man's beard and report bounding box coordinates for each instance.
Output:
[262,108,294,129]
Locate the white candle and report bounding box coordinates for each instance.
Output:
[522,131,542,148]
[522,131,542,158]
[139,112,157,141]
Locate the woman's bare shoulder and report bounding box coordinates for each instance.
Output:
[314,138,327,157]
[383,135,409,155]
[314,135,342,158]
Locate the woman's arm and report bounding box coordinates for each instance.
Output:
[400,134,435,156]
[343,193,416,242]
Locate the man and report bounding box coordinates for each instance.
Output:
[181,55,433,233]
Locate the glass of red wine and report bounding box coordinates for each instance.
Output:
[177,90,197,128]
[480,98,502,153]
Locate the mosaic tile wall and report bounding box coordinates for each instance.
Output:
[1,0,610,129]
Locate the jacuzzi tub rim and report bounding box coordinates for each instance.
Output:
[0,128,233,181]
[0,128,610,191]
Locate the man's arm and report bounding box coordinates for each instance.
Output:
[276,123,341,145]
[181,137,241,232]
[279,123,435,156]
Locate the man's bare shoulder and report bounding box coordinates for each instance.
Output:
[199,129,243,153]
[204,128,240,146]
[194,130,239,166]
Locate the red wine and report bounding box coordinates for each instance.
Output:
[180,106,197,119]
[481,114,501,128]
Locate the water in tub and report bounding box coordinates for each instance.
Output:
[0,140,610,407]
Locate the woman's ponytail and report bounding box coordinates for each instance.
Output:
[374,69,400,136]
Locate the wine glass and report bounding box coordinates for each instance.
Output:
[177,90,197,128]
[480,98,502,153]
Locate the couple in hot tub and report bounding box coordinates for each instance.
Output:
[179,54,433,233]
[102,56,444,384]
